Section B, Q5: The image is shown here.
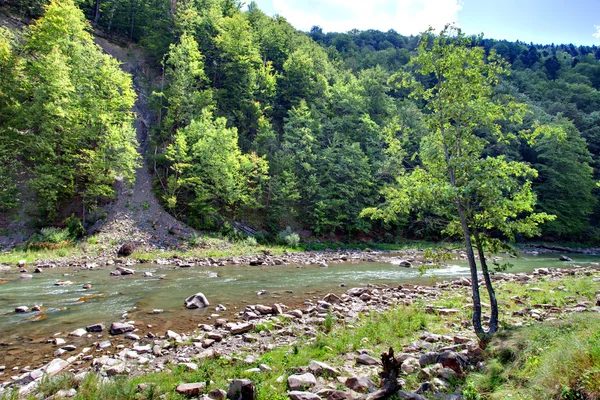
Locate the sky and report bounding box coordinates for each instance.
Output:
[249,0,600,46]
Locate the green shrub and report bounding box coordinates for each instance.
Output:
[40,227,71,243]
[65,215,85,239]
[243,236,258,246]
[276,226,300,247]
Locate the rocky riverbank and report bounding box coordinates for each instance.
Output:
[1,263,598,399]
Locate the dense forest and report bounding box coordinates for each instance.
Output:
[1,0,599,244]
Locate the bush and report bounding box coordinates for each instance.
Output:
[276,226,300,247]
[243,236,258,246]
[40,227,71,243]
[65,215,85,239]
[27,227,73,250]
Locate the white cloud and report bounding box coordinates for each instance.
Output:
[594,25,600,40]
[271,0,463,35]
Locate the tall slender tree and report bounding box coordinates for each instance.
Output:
[362,26,553,344]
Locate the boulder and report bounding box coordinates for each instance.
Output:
[69,328,87,337]
[344,376,376,393]
[288,373,317,391]
[109,322,134,335]
[254,305,273,315]
[272,304,283,315]
[396,260,413,268]
[308,360,340,377]
[166,330,182,341]
[176,382,206,397]
[185,293,210,309]
[117,242,136,257]
[116,266,135,275]
[45,359,69,376]
[559,255,573,262]
[401,357,420,374]
[226,322,254,335]
[315,389,352,399]
[356,354,380,366]
[347,288,369,297]
[288,392,322,400]
[86,323,104,333]
[322,293,342,304]
[396,391,426,400]
[208,388,227,400]
[15,306,30,313]
[436,351,469,376]
[227,379,255,400]
[419,352,439,367]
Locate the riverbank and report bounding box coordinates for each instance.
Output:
[1,263,598,399]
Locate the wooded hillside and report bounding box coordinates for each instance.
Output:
[1,0,598,244]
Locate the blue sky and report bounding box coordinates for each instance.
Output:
[249,0,600,46]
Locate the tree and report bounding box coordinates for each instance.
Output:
[18,0,138,221]
[164,109,268,227]
[534,117,597,238]
[362,26,553,344]
[157,31,213,139]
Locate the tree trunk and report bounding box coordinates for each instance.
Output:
[93,0,101,23]
[474,234,499,341]
[455,200,486,343]
[129,0,136,42]
[366,348,402,400]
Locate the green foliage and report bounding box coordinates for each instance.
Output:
[467,314,600,399]
[164,109,268,227]
[65,214,85,239]
[534,117,597,238]
[1,0,139,223]
[276,226,300,247]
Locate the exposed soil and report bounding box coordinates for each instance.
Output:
[83,35,195,250]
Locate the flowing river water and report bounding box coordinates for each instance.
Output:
[1,252,599,371]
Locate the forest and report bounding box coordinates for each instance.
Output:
[1,0,599,244]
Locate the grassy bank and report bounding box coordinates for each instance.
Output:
[0,232,444,265]
[2,272,597,400]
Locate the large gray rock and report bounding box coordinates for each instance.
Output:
[288,392,322,400]
[396,391,426,400]
[185,293,210,309]
[344,376,376,393]
[436,350,469,376]
[288,373,317,391]
[226,322,254,335]
[109,322,134,335]
[45,359,69,376]
[86,323,104,333]
[227,379,255,400]
[308,360,340,377]
[69,328,87,337]
[15,306,29,313]
[117,242,136,257]
[356,354,380,366]
[176,382,206,397]
[116,266,135,275]
[315,389,352,399]
[254,305,273,315]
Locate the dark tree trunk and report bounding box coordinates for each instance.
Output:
[93,0,101,23]
[474,233,499,339]
[366,348,402,400]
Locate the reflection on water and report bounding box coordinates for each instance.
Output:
[0,252,598,340]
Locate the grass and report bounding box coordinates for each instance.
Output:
[466,313,600,399]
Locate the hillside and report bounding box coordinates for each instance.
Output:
[0,0,599,249]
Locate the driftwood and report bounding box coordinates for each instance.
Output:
[366,347,402,400]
